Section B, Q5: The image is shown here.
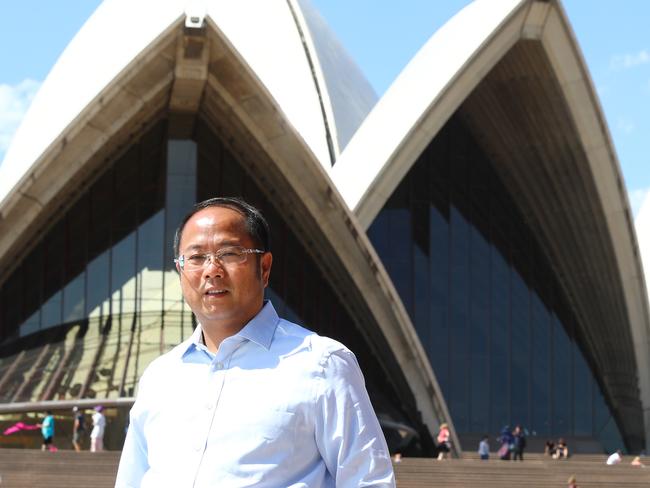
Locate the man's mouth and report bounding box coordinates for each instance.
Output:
[205,289,227,296]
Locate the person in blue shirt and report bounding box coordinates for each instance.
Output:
[116,197,394,487]
[39,411,55,451]
[478,435,490,460]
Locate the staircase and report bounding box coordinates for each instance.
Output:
[1,449,650,487]
[395,453,650,487]
[0,449,120,487]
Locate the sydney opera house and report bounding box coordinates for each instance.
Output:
[1,0,649,455]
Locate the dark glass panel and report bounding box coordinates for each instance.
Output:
[162,139,197,342]
[594,384,610,434]
[449,206,469,431]
[266,212,287,303]
[599,415,626,454]
[531,293,551,436]
[220,151,245,196]
[428,185,449,394]
[510,266,530,428]
[22,243,44,328]
[413,240,430,352]
[490,247,510,433]
[113,146,139,243]
[41,291,62,330]
[165,140,197,270]
[412,162,430,346]
[196,122,223,202]
[43,221,65,300]
[367,211,389,261]
[64,197,89,322]
[42,222,65,329]
[88,169,113,262]
[138,211,165,313]
[573,347,592,435]
[111,231,137,315]
[63,273,85,323]
[282,235,303,325]
[469,220,490,433]
[3,273,23,336]
[20,310,41,337]
[384,202,413,315]
[140,119,167,163]
[138,121,166,222]
[552,313,572,435]
[86,250,110,322]
[138,131,166,223]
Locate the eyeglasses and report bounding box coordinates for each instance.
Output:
[174,246,265,271]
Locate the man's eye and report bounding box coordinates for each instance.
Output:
[187,254,206,263]
[218,248,241,258]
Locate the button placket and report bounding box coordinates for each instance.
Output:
[192,352,230,481]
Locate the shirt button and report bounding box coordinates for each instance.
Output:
[194,443,203,452]
[215,362,223,370]
[206,403,214,410]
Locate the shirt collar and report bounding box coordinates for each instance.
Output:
[236,300,278,350]
[181,300,279,357]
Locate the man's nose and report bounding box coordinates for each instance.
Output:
[203,256,224,277]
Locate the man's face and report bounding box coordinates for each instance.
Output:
[176,206,272,331]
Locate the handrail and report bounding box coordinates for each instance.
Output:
[0,397,135,414]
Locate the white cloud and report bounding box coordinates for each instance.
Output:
[0,78,41,162]
[610,49,650,70]
[630,187,650,218]
[617,117,636,134]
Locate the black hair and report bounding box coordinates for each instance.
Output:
[173,197,270,257]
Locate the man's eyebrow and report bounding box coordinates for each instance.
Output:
[216,240,242,247]
[182,244,205,253]
[182,241,242,253]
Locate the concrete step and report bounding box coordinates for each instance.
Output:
[0,449,120,488]
[395,457,650,488]
[1,448,649,487]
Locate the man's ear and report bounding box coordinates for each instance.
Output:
[261,252,273,287]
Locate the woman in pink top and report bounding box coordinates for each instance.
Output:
[436,422,451,460]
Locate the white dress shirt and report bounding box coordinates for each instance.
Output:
[115,301,395,487]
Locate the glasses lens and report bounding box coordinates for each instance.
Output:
[217,247,247,264]
[181,247,249,271]
[184,254,208,270]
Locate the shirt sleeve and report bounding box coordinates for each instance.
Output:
[314,348,395,487]
[114,374,151,488]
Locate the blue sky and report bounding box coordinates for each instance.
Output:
[1,0,648,215]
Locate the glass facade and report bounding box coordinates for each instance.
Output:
[0,121,195,403]
[0,118,423,453]
[367,114,625,451]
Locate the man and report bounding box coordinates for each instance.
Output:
[115,197,394,487]
[91,405,106,452]
[72,406,86,452]
[512,425,526,461]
